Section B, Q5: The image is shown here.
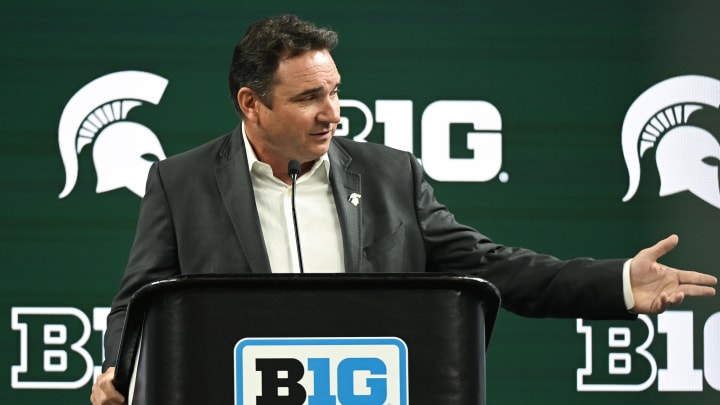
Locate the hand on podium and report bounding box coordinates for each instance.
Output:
[90,367,125,405]
[630,234,717,314]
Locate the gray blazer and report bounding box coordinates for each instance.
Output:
[103,125,632,369]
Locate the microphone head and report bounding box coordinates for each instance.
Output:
[288,159,301,178]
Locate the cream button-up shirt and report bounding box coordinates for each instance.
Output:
[242,124,345,274]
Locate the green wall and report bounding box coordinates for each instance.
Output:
[2,0,719,403]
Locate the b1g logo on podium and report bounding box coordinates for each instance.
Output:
[234,337,408,405]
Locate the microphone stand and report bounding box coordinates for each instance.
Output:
[288,159,304,274]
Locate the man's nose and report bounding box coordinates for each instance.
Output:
[318,97,341,124]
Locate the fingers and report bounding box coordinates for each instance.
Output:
[90,385,125,404]
[676,270,718,287]
[660,291,685,311]
[643,234,679,261]
[90,367,125,405]
[677,283,717,298]
[657,283,715,313]
[669,268,718,298]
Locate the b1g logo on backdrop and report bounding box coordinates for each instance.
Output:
[58,71,168,199]
[339,99,507,183]
[58,77,504,198]
[577,311,720,392]
[11,307,110,389]
[621,75,720,209]
[235,337,408,405]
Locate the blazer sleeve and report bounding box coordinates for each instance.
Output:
[103,162,181,370]
[408,152,634,320]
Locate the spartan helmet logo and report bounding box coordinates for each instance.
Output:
[621,75,720,209]
[58,71,168,198]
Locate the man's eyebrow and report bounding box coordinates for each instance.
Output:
[289,83,341,101]
[289,86,324,101]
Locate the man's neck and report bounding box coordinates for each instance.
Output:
[242,123,316,185]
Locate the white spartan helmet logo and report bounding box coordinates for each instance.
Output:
[58,71,168,198]
[621,75,720,209]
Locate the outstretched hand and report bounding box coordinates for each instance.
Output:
[630,234,717,314]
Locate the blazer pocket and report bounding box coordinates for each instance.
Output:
[364,222,406,258]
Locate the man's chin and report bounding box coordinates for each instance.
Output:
[309,138,332,153]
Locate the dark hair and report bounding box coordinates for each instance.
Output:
[228,14,339,116]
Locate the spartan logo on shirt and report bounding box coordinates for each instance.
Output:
[58,71,168,198]
[621,75,720,209]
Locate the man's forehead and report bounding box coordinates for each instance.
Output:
[274,50,340,89]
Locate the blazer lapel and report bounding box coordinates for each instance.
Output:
[329,140,362,273]
[215,126,272,274]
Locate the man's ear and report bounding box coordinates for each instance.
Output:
[237,87,260,122]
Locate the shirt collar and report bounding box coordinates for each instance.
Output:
[241,121,331,181]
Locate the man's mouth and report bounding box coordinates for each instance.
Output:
[310,129,333,136]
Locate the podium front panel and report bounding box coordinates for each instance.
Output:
[115,274,499,405]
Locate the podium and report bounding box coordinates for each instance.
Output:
[113,273,500,405]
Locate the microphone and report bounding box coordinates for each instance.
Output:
[288,159,304,274]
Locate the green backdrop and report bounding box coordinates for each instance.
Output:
[2,0,719,403]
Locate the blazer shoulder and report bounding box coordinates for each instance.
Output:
[331,136,420,177]
[158,128,238,172]
[332,135,408,158]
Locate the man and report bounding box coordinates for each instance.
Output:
[91,14,716,405]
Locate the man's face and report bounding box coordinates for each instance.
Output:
[248,49,341,168]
